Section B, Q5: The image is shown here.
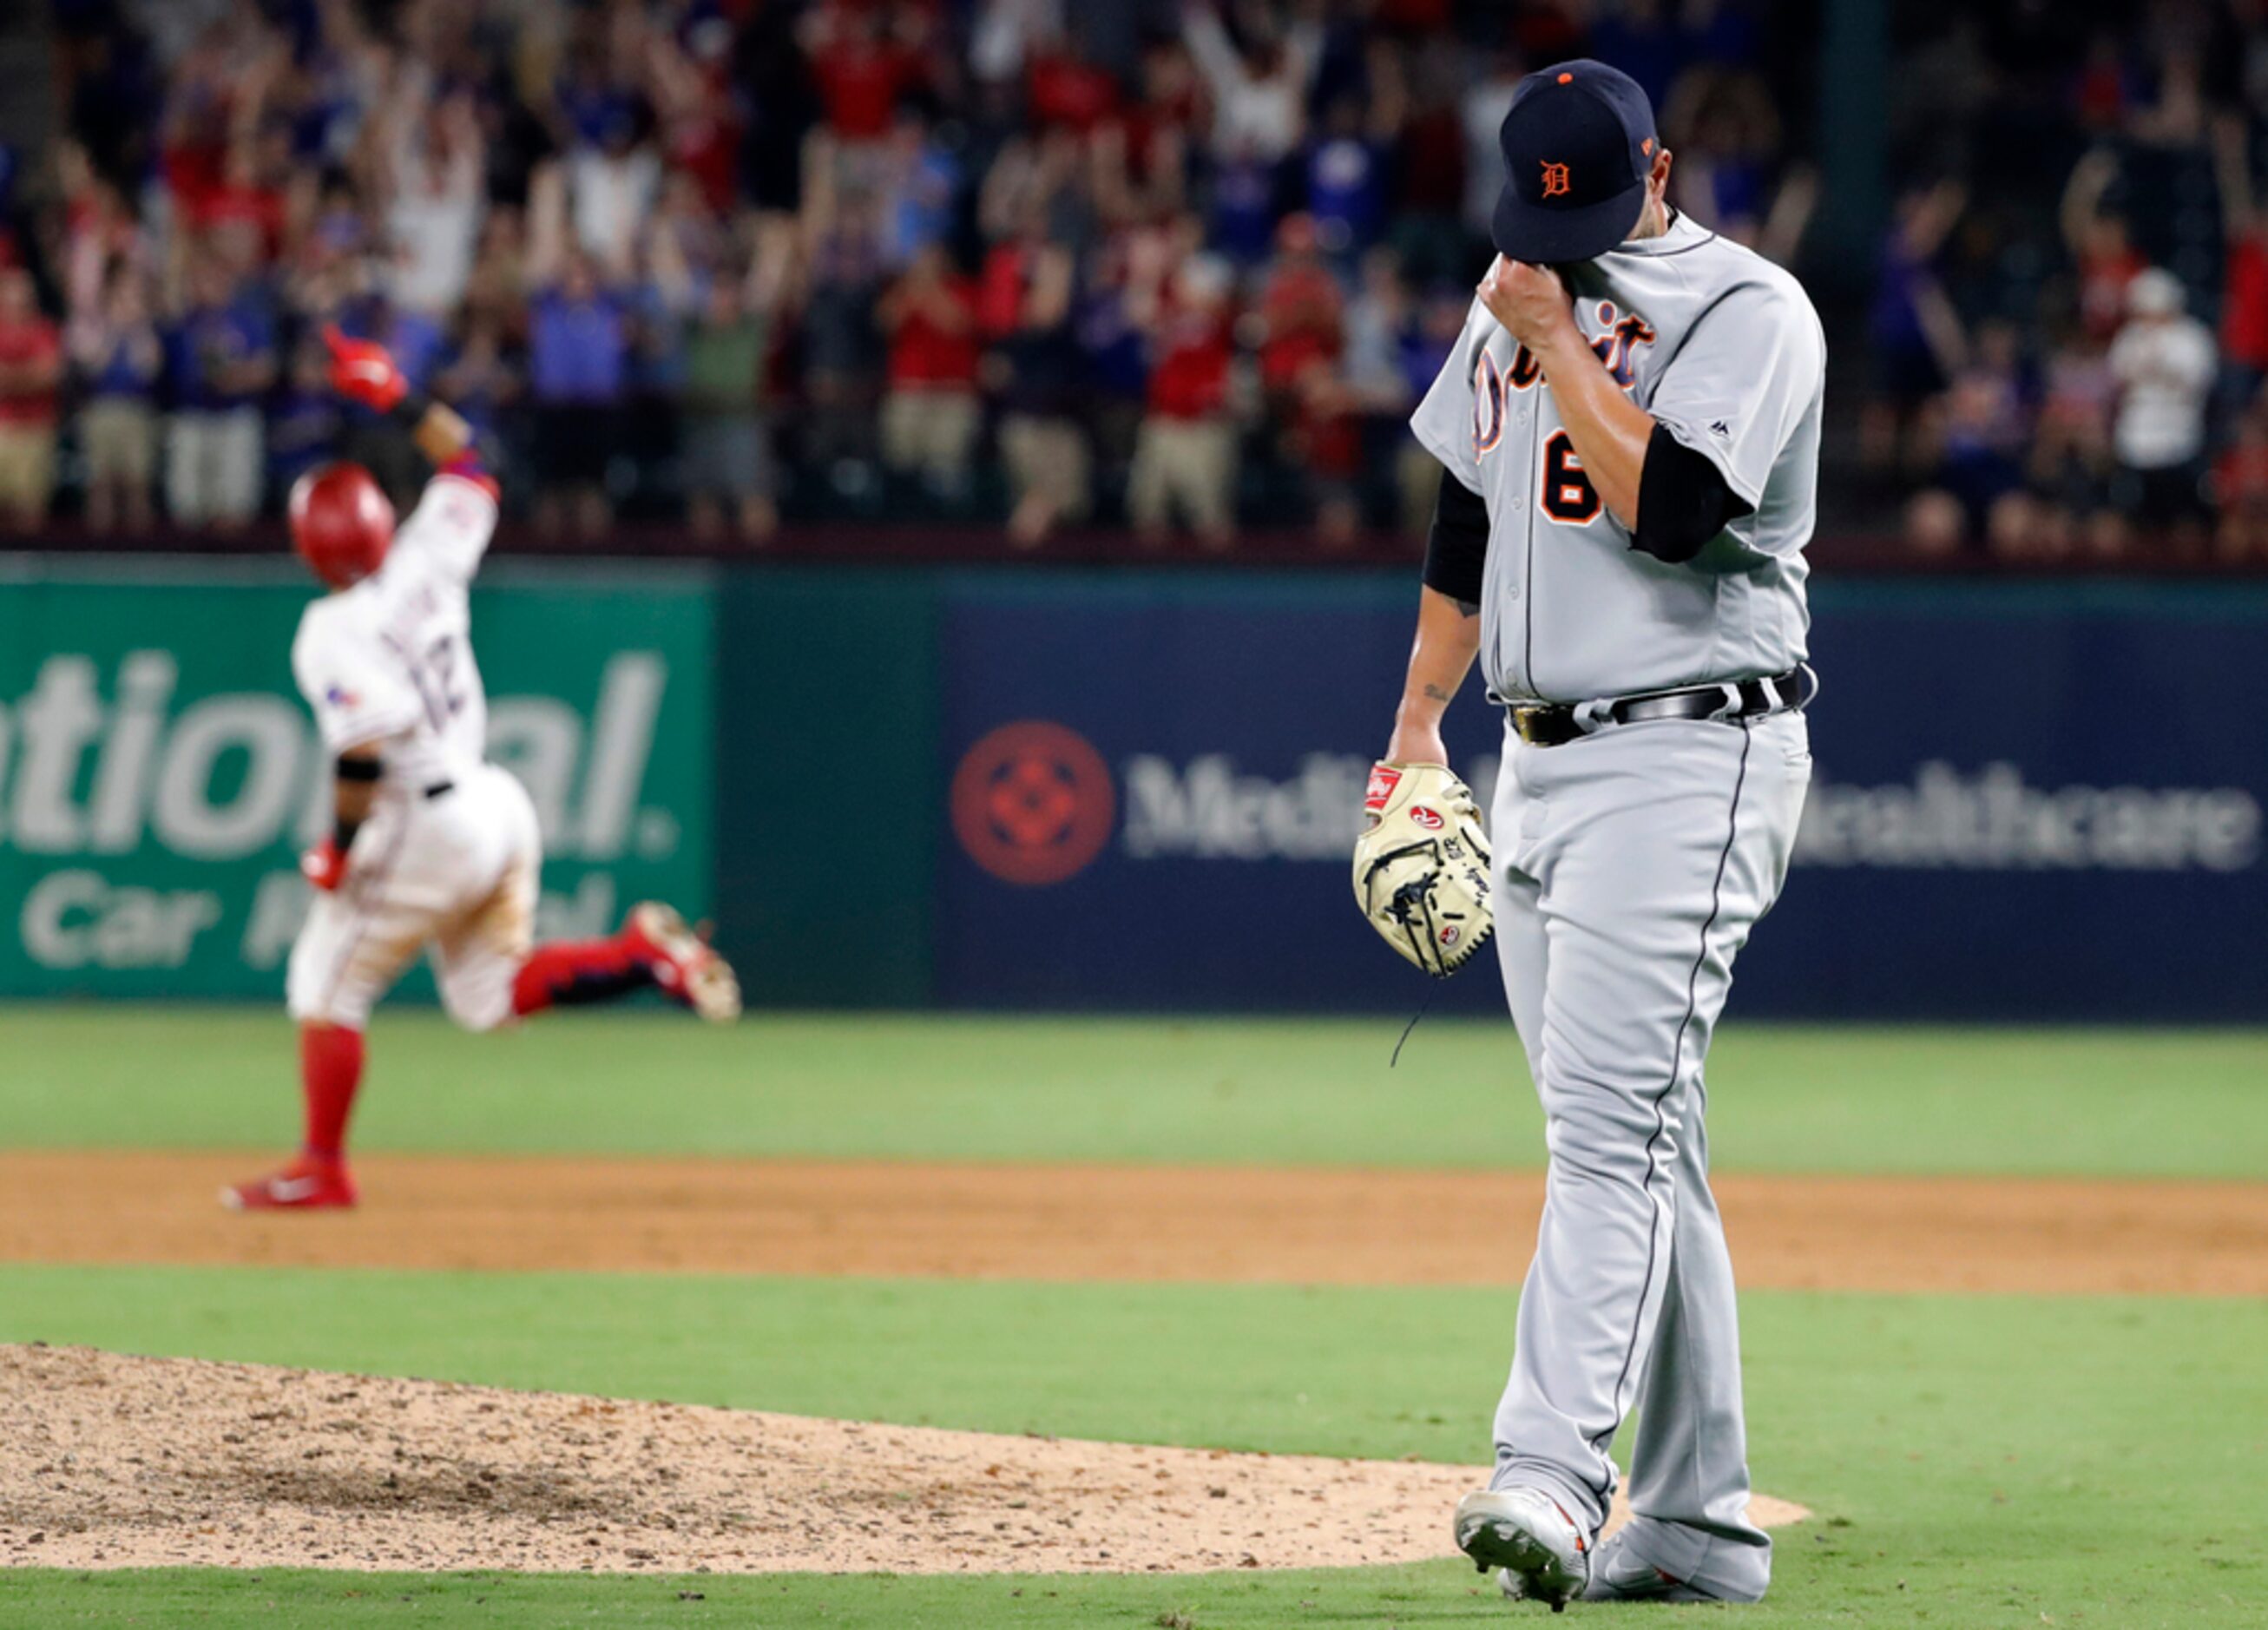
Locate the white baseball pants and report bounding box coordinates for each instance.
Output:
[286,764,542,1033]
[1485,707,1810,1600]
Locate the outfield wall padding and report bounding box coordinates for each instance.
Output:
[3,563,2261,1019]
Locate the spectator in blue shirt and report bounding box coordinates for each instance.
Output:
[163,250,275,529]
[881,103,963,266]
[528,251,628,536]
[266,331,345,504]
[433,313,524,479]
[381,303,450,393]
[1304,56,1404,265]
[69,267,163,531]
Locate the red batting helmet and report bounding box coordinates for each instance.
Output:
[288,463,396,588]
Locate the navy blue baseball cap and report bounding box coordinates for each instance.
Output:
[1491,60,1659,265]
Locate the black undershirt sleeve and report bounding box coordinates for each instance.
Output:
[1422,473,1489,605]
[1632,422,1753,564]
[332,753,380,852]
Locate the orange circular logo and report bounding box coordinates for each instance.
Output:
[950,720,1116,886]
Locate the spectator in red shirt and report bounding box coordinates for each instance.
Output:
[878,243,983,496]
[2062,151,2146,345]
[1288,354,1365,549]
[648,24,745,215]
[803,5,925,143]
[193,134,289,263]
[1092,39,1199,225]
[1127,252,1238,549]
[1253,214,1344,399]
[155,25,236,225]
[2214,115,2268,426]
[0,269,63,530]
[2071,31,2133,133]
[1026,34,1118,134]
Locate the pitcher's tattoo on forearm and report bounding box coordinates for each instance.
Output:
[1424,684,1453,703]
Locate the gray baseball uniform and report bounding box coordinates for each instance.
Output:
[1410,211,1824,1600]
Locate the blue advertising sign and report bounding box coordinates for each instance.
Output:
[935,575,2268,1021]
[937,575,1509,1015]
[1740,584,2268,1020]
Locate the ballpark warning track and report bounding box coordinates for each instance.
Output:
[3,1153,2262,1294]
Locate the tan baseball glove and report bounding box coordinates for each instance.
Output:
[1351,761,1494,977]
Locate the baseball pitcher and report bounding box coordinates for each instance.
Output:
[1354,61,1824,1607]
[222,329,740,1213]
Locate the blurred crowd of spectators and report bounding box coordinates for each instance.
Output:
[5,0,1811,549]
[0,0,2262,564]
[1872,3,2268,564]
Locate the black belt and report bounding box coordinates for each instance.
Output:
[1507,666,1811,747]
[423,779,455,800]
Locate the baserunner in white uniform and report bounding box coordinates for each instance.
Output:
[222,327,740,1213]
[1379,61,1824,1608]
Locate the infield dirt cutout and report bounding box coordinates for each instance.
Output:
[0,1345,1809,1574]
[6,1152,2255,1576]
[1,1151,2262,1294]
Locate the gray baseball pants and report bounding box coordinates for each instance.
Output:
[1484,706,1810,1600]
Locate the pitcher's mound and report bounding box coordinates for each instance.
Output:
[0,1345,1805,1575]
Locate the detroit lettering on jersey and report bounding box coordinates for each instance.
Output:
[1410,210,1826,703]
[1472,297,1659,457]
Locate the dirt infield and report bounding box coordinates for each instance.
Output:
[3,1151,2263,1293]
[3,1157,2238,1580]
[0,1345,1807,1574]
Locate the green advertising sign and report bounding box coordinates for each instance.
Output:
[0,561,713,1000]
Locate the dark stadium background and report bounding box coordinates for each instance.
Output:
[1,0,2264,1020]
[1,11,2265,1626]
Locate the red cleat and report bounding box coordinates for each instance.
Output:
[621,902,741,1022]
[220,1157,358,1212]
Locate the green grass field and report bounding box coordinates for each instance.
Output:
[5,1007,2267,1176]
[2,1008,2265,1627]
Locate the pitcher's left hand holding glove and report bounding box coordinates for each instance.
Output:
[1351,762,1493,977]
[323,325,408,413]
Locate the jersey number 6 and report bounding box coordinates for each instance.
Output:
[1541,431,1603,524]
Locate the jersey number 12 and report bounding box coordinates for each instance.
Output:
[408,634,466,729]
